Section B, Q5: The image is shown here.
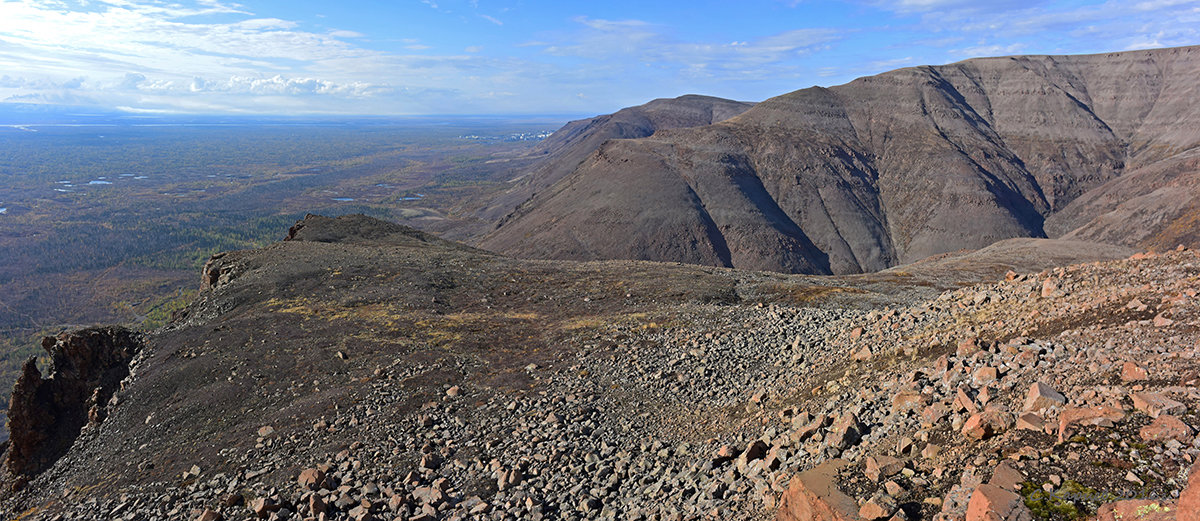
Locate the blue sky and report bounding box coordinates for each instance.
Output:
[1,0,1198,115]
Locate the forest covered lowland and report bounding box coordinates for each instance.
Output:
[3,44,1200,521]
[0,113,563,436]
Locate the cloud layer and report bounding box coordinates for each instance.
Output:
[0,0,1198,114]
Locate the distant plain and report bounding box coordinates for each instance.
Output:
[0,111,567,427]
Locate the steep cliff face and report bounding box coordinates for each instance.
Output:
[480,46,1200,274]
[2,327,141,487]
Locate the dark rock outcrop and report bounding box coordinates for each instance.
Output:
[2,326,141,486]
[481,45,1200,274]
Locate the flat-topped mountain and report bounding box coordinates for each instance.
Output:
[480,46,1200,274]
[474,94,754,222]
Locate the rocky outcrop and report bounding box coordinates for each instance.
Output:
[283,213,452,247]
[2,326,141,486]
[482,45,1200,274]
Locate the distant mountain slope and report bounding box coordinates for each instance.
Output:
[480,46,1200,274]
[474,94,754,221]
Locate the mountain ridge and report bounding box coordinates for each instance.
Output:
[473,94,755,223]
[480,45,1200,275]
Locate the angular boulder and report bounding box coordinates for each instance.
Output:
[1139,415,1193,443]
[1178,459,1200,521]
[962,411,1013,441]
[1057,405,1125,442]
[1131,392,1186,418]
[1093,500,1174,521]
[776,459,861,521]
[1022,382,1065,413]
[965,484,1033,521]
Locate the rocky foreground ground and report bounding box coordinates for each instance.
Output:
[1,216,1197,521]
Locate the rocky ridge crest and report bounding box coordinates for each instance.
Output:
[0,216,1196,521]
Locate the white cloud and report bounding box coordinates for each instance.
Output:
[535,17,839,81]
[875,0,1048,16]
[328,30,365,38]
[879,0,1200,63]
[199,75,384,96]
[949,43,1026,57]
[3,0,1197,116]
[0,0,406,112]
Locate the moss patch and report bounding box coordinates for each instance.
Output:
[1021,480,1122,521]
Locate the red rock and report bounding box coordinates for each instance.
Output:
[973,367,999,385]
[1021,382,1065,412]
[828,413,862,449]
[792,415,830,444]
[978,386,996,406]
[849,327,863,340]
[775,459,860,521]
[716,444,739,460]
[955,388,980,414]
[751,390,768,404]
[962,411,1012,440]
[249,498,279,518]
[1094,500,1175,521]
[1041,278,1058,298]
[933,355,949,374]
[1014,350,1039,367]
[884,481,904,496]
[921,403,949,428]
[988,462,1024,492]
[1139,415,1193,442]
[1153,314,1174,327]
[1058,406,1126,442]
[864,455,904,482]
[965,484,1032,521]
[412,485,446,506]
[257,426,275,437]
[310,495,328,516]
[852,345,873,362]
[1179,459,1200,521]
[1121,361,1149,382]
[196,509,223,521]
[1015,413,1044,432]
[298,468,326,490]
[1132,391,1185,418]
[957,338,981,357]
[858,494,896,520]
[892,392,930,413]
[922,443,941,459]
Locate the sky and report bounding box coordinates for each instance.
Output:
[0,0,1198,116]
